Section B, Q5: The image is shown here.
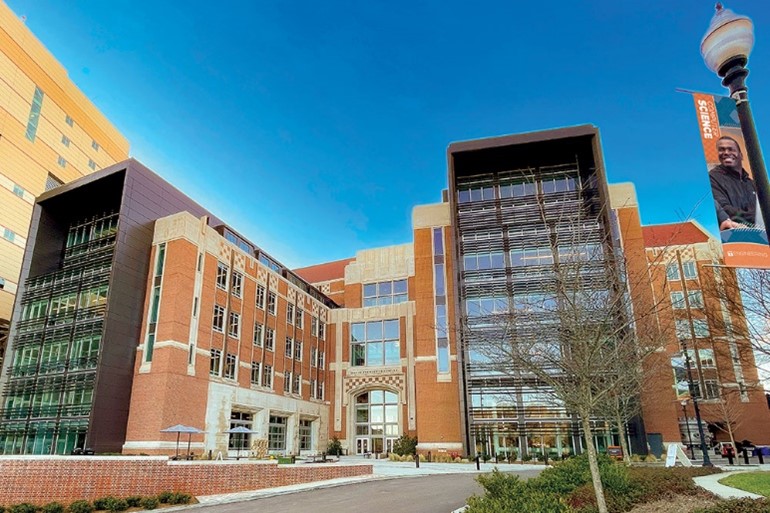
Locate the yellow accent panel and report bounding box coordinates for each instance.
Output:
[0,189,33,234]
[0,289,14,321]
[0,2,129,161]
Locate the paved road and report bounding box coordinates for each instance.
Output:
[192,470,542,513]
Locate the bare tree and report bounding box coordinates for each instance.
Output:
[705,267,770,376]
[462,194,671,513]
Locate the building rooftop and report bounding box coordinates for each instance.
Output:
[294,258,354,284]
[642,221,710,248]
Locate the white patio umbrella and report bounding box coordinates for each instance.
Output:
[160,424,204,459]
[223,426,258,459]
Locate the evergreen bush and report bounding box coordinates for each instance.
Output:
[66,501,93,513]
[138,498,158,511]
[41,503,64,513]
[9,504,37,513]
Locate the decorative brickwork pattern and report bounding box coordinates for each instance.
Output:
[0,457,372,504]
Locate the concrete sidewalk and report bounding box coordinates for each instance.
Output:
[694,467,767,500]
[195,456,543,506]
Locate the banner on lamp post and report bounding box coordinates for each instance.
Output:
[691,92,770,268]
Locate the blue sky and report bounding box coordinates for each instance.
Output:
[9,0,770,267]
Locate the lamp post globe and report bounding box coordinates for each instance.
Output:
[700,3,770,243]
[701,3,754,76]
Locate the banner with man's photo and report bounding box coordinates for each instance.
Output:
[691,93,770,268]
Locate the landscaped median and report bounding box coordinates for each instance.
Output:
[465,454,770,513]
[0,455,372,505]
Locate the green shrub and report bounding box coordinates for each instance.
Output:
[9,504,37,513]
[138,498,158,511]
[167,493,192,505]
[124,497,141,509]
[41,503,64,513]
[694,498,770,513]
[156,492,174,504]
[392,434,418,456]
[66,501,93,513]
[0,505,6,513]
[102,498,127,513]
[326,436,342,456]
[466,470,569,513]
[91,498,112,511]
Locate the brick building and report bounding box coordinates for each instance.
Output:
[1,126,768,456]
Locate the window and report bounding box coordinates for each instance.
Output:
[293,374,301,395]
[268,415,287,451]
[464,252,505,271]
[466,296,509,317]
[296,308,303,329]
[253,323,264,346]
[12,184,24,198]
[354,390,399,449]
[91,140,99,151]
[57,156,67,168]
[229,412,253,452]
[318,351,325,369]
[61,135,70,147]
[319,321,326,341]
[3,228,15,243]
[265,328,275,351]
[688,290,704,309]
[0,277,5,290]
[497,177,537,198]
[311,348,317,368]
[284,371,292,393]
[363,279,408,307]
[88,159,96,171]
[683,261,698,279]
[209,349,222,376]
[458,184,496,203]
[25,87,44,142]
[351,319,399,367]
[231,272,242,298]
[698,349,716,368]
[228,312,240,338]
[268,292,277,315]
[317,381,324,400]
[299,419,312,451]
[693,319,710,338]
[256,284,265,309]
[294,340,302,361]
[311,317,318,337]
[65,114,74,127]
[287,303,294,324]
[675,319,690,339]
[263,364,273,388]
[509,247,553,267]
[216,262,229,290]
[250,362,260,385]
[224,353,237,379]
[285,337,293,358]
[670,291,685,309]
[212,305,225,332]
[666,263,680,281]
[311,379,318,399]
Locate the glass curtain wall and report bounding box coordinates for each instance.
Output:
[0,212,117,454]
[457,162,619,459]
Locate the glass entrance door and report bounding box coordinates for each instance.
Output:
[356,437,370,454]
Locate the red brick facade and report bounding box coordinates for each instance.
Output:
[0,457,371,505]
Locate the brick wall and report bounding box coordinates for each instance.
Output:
[0,456,372,505]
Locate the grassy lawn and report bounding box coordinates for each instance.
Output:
[719,471,770,497]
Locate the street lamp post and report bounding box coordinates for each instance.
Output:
[676,251,713,467]
[681,400,695,460]
[702,3,770,242]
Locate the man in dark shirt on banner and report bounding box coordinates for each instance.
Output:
[710,136,757,231]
